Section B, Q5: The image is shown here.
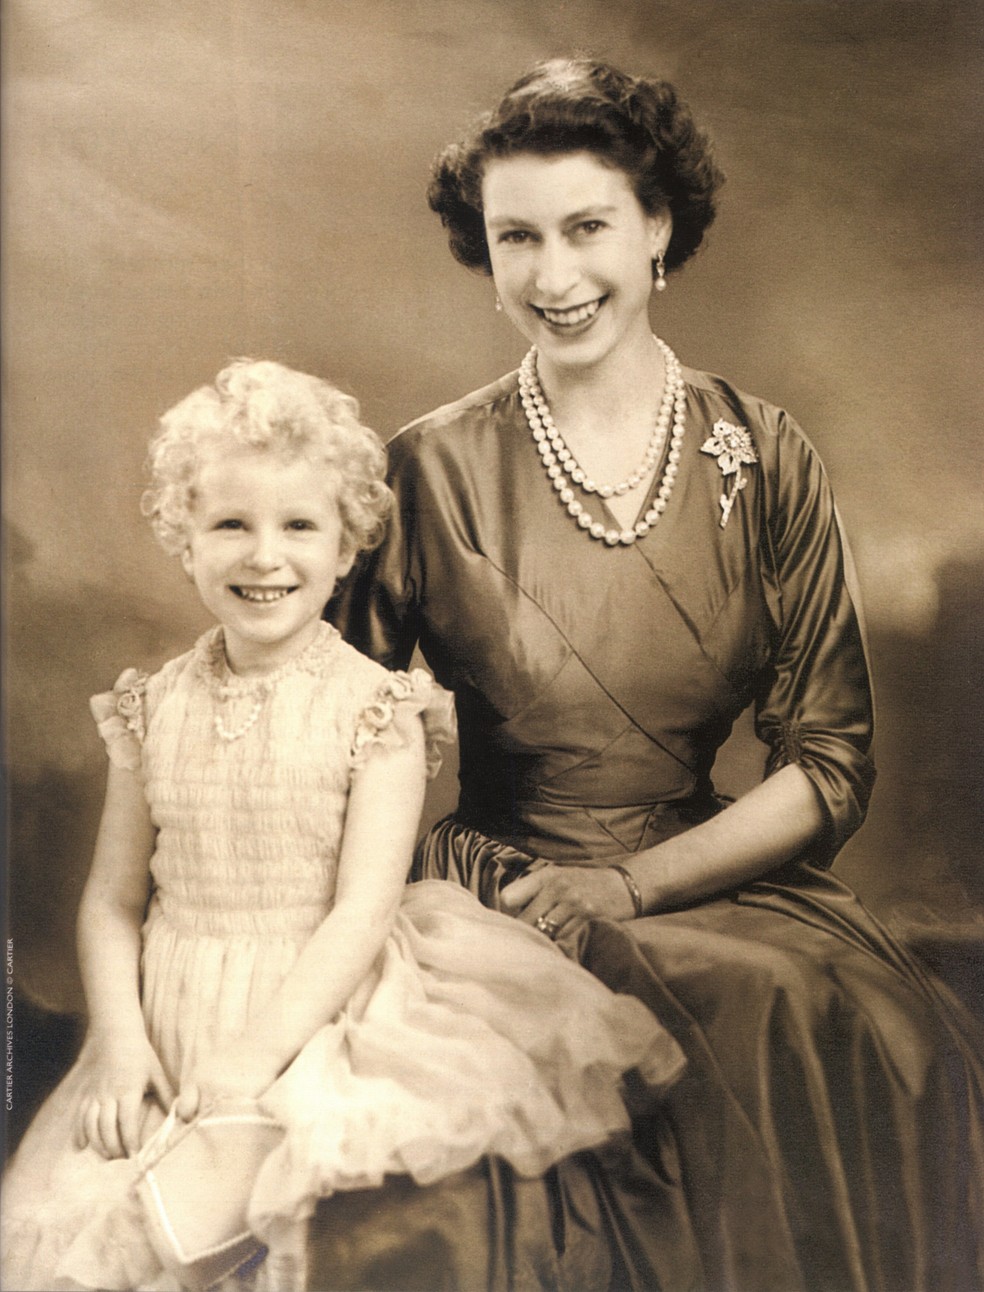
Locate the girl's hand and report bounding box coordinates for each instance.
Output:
[176,1039,280,1122]
[75,1033,174,1159]
[500,862,636,939]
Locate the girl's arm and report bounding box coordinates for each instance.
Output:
[501,763,824,934]
[75,761,173,1156]
[177,718,427,1117]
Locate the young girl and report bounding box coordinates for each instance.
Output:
[1,360,685,1291]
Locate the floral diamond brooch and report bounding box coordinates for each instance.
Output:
[700,419,757,528]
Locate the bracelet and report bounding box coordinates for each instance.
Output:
[611,864,644,918]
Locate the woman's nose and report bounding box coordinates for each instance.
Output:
[534,238,580,298]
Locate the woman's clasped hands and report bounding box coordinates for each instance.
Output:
[500,860,638,940]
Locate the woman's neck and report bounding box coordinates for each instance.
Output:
[535,328,665,439]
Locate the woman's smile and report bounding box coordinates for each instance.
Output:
[533,295,606,328]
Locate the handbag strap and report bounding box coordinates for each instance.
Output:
[135,1102,189,1174]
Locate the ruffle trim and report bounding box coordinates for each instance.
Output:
[89,668,150,773]
[350,670,456,781]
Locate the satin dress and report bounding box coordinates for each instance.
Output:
[329,364,984,1292]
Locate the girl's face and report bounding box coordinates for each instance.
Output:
[181,445,353,674]
[482,150,669,375]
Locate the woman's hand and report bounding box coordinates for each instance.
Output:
[500,861,636,939]
[75,1032,174,1159]
[175,1038,280,1122]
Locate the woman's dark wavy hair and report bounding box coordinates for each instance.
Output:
[428,58,724,276]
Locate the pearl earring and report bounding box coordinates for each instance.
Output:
[654,250,667,293]
[495,292,503,313]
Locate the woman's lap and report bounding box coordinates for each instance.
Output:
[306,1139,702,1292]
[578,876,984,1292]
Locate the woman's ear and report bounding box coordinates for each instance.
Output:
[180,547,195,582]
[647,209,673,260]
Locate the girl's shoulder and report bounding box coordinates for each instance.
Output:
[339,641,457,782]
[89,641,199,771]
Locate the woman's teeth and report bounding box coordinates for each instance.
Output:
[234,587,292,602]
[539,298,602,326]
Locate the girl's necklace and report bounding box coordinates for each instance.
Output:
[212,678,272,742]
[518,336,687,547]
[198,622,337,742]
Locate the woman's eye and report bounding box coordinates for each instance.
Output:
[498,229,531,245]
[578,220,606,235]
[215,519,244,531]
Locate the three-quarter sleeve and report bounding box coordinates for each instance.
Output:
[755,414,876,862]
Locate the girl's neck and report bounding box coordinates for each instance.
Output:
[220,619,324,679]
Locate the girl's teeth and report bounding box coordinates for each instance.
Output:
[541,299,602,325]
[239,588,289,602]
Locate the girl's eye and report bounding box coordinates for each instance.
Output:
[287,519,316,532]
[215,519,244,531]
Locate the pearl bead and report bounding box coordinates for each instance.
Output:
[589,521,606,539]
[577,512,591,527]
[560,487,574,504]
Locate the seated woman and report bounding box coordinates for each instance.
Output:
[332,56,984,1291]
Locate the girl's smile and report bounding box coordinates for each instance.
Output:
[181,447,353,675]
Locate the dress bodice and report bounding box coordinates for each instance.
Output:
[332,365,875,864]
[92,623,453,935]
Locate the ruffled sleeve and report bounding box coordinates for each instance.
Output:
[350,669,456,781]
[89,668,150,773]
[755,413,876,863]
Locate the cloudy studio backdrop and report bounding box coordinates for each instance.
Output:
[4,1,982,1125]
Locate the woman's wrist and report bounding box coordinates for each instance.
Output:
[610,864,644,918]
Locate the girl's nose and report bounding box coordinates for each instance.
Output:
[244,529,284,572]
[534,238,580,299]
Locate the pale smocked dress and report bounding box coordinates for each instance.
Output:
[1,622,684,1291]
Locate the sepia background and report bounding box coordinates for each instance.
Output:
[3,0,982,1129]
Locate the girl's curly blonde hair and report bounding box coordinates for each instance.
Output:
[142,359,392,557]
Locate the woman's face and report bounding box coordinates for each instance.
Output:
[482,150,669,374]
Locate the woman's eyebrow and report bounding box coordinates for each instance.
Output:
[486,204,618,229]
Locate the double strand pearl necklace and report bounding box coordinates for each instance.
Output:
[518,336,687,547]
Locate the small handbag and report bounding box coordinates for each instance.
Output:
[134,1099,285,1291]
